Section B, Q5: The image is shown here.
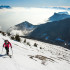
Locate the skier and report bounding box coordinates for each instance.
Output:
[3,40,12,56]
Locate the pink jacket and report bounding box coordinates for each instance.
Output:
[3,42,12,48]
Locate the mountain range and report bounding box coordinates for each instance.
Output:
[28,18,70,46]
[0,5,11,9]
[44,7,70,10]
[8,12,70,46]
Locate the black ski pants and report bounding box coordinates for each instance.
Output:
[5,47,9,55]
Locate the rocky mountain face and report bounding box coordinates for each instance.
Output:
[8,21,37,36]
[28,18,70,46]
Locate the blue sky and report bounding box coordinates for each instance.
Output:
[0,0,70,7]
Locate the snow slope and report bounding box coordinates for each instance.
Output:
[0,33,70,70]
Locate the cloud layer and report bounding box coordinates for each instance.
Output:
[0,7,70,31]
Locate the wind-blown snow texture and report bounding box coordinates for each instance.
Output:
[0,33,70,70]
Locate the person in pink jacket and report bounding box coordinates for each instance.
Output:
[3,40,12,55]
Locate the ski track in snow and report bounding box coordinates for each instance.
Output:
[0,33,70,70]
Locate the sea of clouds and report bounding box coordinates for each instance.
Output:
[0,7,70,32]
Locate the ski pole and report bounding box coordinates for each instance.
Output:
[11,48,13,56]
[1,47,3,54]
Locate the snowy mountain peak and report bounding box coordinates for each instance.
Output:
[8,21,37,36]
[48,12,70,22]
[16,21,33,28]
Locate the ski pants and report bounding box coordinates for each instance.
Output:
[5,47,9,55]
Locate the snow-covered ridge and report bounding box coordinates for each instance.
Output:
[58,12,69,15]
[0,33,70,70]
[48,12,70,22]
